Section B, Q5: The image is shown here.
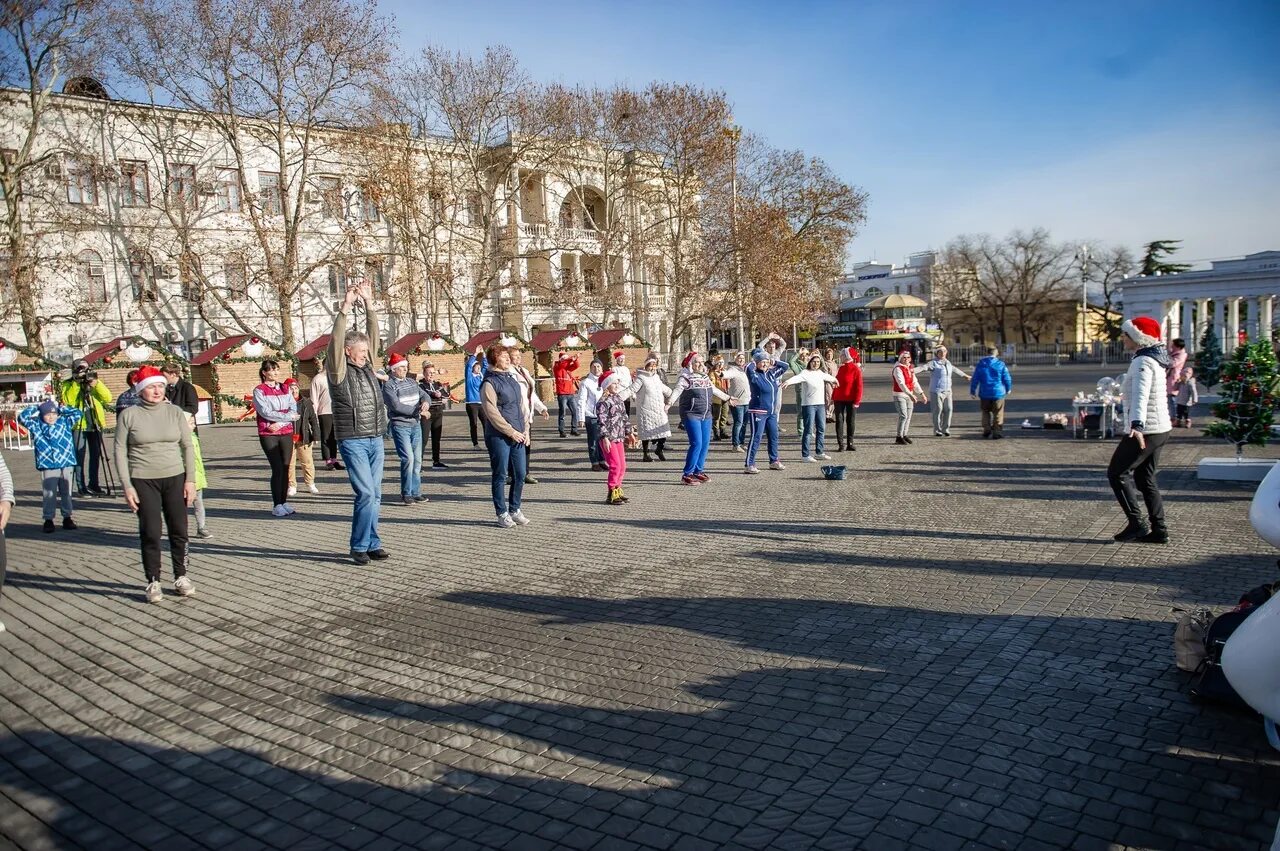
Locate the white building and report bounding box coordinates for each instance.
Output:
[1120,251,1279,353]
[0,84,679,362]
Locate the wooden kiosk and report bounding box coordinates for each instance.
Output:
[190,335,295,423]
[76,337,186,430]
[591,328,651,371]
[294,335,331,390]
[529,328,595,405]
[385,331,466,390]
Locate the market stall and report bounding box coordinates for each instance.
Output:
[0,337,63,449]
[294,334,331,389]
[74,336,182,430]
[461,330,526,355]
[386,331,466,390]
[591,328,651,372]
[529,329,595,405]
[191,335,295,423]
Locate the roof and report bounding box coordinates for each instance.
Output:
[462,330,525,351]
[190,335,251,365]
[386,331,460,356]
[866,293,927,310]
[529,328,593,351]
[295,335,332,361]
[82,337,134,365]
[589,328,649,350]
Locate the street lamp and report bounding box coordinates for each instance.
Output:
[724,125,743,350]
[1075,244,1090,351]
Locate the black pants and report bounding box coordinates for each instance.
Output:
[74,429,104,491]
[260,434,293,506]
[834,402,857,447]
[135,474,189,583]
[422,407,444,464]
[1107,431,1170,529]
[318,414,338,463]
[466,403,483,447]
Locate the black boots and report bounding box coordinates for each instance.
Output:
[655,439,667,461]
[642,440,653,462]
[1138,525,1169,544]
[1113,518,1150,542]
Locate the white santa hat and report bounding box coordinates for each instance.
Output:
[1121,316,1163,347]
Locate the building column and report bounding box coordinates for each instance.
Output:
[1179,299,1193,348]
[1254,295,1267,342]
[1263,296,1275,341]
[1194,298,1210,351]
[1228,297,1241,352]
[1164,300,1180,345]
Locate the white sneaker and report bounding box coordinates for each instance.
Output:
[0,620,6,634]
[282,503,297,515]
[770,461,786,470]
[307,483,319,494]
[271,505,288,517]
[145,581,163,603]
[511,510,530,526]
[496,513,517,528]
[803,456,817,463]
[287,486,297,497]
[174,576,195,597]
[817,453,832,461]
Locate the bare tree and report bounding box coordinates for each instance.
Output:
[0,0,105,353]
[1083,243,1131,342]
[109,0,394,349]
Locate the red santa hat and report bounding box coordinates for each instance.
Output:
[1121,316,1162,347]
[844,346,860,364]
[681,351,697,369]
[388,352,409,368]
[598,369,622,394]
[133,365,167,393]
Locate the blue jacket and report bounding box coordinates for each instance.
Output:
[747,361,789,414]
[464,355,488,404]
[19,405,82,470]
[969,356,1012,400]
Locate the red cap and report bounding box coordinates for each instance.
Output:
[613,350,624,358]
[388,352,408,367]
[681,352,696,368]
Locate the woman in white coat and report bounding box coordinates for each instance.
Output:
[1108,316,1174,544]
[781,354,839,461]
[630,354,673,462]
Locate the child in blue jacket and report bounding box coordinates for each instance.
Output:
[18,400,82,532]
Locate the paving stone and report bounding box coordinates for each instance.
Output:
[0,365,1277,851]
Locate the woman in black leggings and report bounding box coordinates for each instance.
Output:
[252,360,300,517]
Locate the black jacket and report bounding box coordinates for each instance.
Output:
[295,396,321,444]
[165,378,199,417]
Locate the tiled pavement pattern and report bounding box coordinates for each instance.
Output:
[0,363,1277,851]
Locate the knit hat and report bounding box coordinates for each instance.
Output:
[752,349,768,364]
[644,353,659,366]
[133,365,166,393]
[1122,316,1162,347]
[598,369,621,394]
[681,351,697,368]
[388,352,408,368]
[284,377,300,392]
[38,400,57,416]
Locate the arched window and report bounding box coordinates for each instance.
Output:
[128,250,158,303]
[864,286,882,298]
[328,263,347,296]
[78,250,106,303]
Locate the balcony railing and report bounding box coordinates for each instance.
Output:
[497,222,603,246]
[516,277,631,311]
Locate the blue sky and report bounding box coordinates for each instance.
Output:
[386,0,1280,268]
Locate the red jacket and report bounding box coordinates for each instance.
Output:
[833,362,863,404]
[553,356,579,396]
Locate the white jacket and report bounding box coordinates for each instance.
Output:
[1122,354,1172,434]
[722,365,751,405]
[781,369,838,407]
[576,375,603,421]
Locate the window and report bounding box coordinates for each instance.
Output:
[328,263,347,296]
[357,191,379,222]
[79,250,106,303]
[179,252,202,302]
[188,338,207,356]
[223,255,248,300]
[216,168,242,212]
[167,163,196,206]
[119,160,149,207]
[466,192,483,225]
[66,162,96,205]
[317,176,342,219]
[259,171,282,216]
[365,259,386,297]
[128,251,158,303]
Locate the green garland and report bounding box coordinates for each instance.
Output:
[205,350,302,424]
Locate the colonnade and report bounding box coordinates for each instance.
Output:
[1162,295,1275,354]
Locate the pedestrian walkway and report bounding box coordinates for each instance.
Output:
[0,365,1276,850]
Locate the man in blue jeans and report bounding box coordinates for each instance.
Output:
[382,352,430,506]
[326,282,390,565]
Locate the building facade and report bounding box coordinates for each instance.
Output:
[1119,251,1279,354]
[0,85,680,363]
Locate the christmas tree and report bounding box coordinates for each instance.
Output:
[1203,341,1278,458]
[1194,325,1222,389]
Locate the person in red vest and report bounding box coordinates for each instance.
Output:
[832,347,864,452]
[553,350,581,438]
[891,349,928,445]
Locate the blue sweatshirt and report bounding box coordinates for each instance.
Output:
[464,355,488,404]
[747,361,789,414]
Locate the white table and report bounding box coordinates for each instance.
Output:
[1072,399,1116,439]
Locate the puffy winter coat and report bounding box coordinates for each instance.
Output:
[833,362,863,404]
[969,356,1012,400]
[1122,349,1173,435]
[630,371,673,440]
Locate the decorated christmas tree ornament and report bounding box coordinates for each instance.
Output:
[1204,341,1278,459]
[241,336,265,358]
[0,341,17,367]
[124,338,154,363]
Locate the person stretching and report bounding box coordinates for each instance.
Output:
[382,352,430,505]
[576,360,607,471]
[832,347,863,451]
[782,354,838,461]
[667,352,733,485]
[464,345,487,447]
[914,344,969,437]
[18,400,81,533]
[744,349,789,473]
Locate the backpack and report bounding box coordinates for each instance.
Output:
[1189,609,1260,712]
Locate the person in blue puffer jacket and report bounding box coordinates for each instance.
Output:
[464,345,488,447]
[18,400,82,533]
[969,347,1013,439]
[745,349,791,473]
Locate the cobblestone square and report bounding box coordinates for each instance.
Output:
[1,364,1277,850]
